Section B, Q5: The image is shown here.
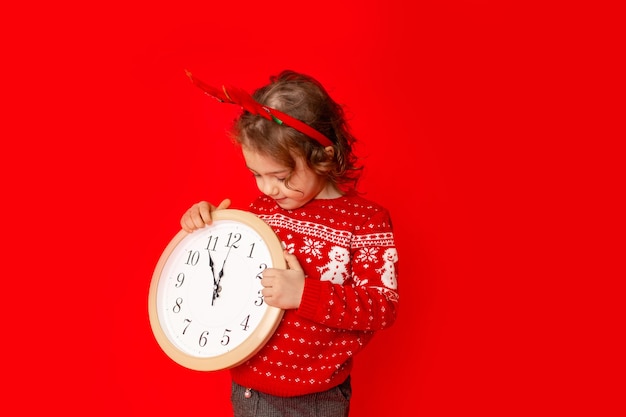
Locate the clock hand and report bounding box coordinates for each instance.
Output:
[208,251,220,306]
[215,245,233,294]
[210,245,234,305]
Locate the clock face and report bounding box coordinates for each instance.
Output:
[148,210,285,371]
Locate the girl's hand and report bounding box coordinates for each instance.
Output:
[180,199,231,232]
[260,250,305,310]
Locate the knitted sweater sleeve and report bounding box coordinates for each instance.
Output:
[296,209,400,331]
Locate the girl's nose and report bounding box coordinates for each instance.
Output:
[259,179,279,197]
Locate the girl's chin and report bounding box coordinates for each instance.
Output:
[275,199,304,210]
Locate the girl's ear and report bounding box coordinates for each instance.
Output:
[324,146,335,158]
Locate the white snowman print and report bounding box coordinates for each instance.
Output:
[376,248,398,289]
[316,246,351,284]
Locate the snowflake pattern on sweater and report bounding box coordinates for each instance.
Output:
[230,193,399,397]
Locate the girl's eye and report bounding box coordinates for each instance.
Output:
[276,177,286,182]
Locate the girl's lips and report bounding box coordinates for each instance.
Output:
[274,198,289,208]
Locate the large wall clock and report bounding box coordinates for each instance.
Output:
[148,209,285,371]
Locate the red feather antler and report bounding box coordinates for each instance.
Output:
[185,70,333,147]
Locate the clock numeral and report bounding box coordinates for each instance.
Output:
[247,242,255,258]
[221,329,232,346]
[173,297,183,313]
[240,315,251,331]
[182,318,191,334]
[206,235,219,251]
[256,263,268,279]
[174,272,185,287]
[199,331,209,347]
[255,264,267,306]
[226,232,242,248]
[185,250,200,266]
[255,289,264,306]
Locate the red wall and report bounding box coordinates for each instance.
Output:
[2,1,623,416]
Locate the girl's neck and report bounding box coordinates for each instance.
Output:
[315,183,343,200]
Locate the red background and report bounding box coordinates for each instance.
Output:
[2,1,624,416]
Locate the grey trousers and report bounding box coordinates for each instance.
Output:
[231,377,351,417]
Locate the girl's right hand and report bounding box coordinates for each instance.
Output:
[180,199,231,232]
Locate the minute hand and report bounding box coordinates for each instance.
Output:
[215,245,233,296]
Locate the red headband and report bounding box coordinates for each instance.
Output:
[185,70,333,148]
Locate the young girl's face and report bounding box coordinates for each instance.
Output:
[242,146,337,210]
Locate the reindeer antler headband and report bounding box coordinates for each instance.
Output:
[185,70,333,148]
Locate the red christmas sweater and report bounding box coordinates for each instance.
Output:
[230,193,400,397]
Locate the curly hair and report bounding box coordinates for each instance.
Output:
[230,70,362,193]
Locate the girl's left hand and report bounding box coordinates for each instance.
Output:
[260,251,305,309]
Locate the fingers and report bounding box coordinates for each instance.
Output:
[259,274,272,301]
[216,198,231,210]
[260,276,276,306]
[180,208,194,232]
[180,201,218,232]
[180,199,232,232]
[283,250,303,271]
[260,273,273,288]
[196,201,213,226]
[259,268,305,310]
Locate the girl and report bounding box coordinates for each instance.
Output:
[181,70,399,417]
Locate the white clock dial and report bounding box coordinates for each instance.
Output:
[149,210,285,371]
